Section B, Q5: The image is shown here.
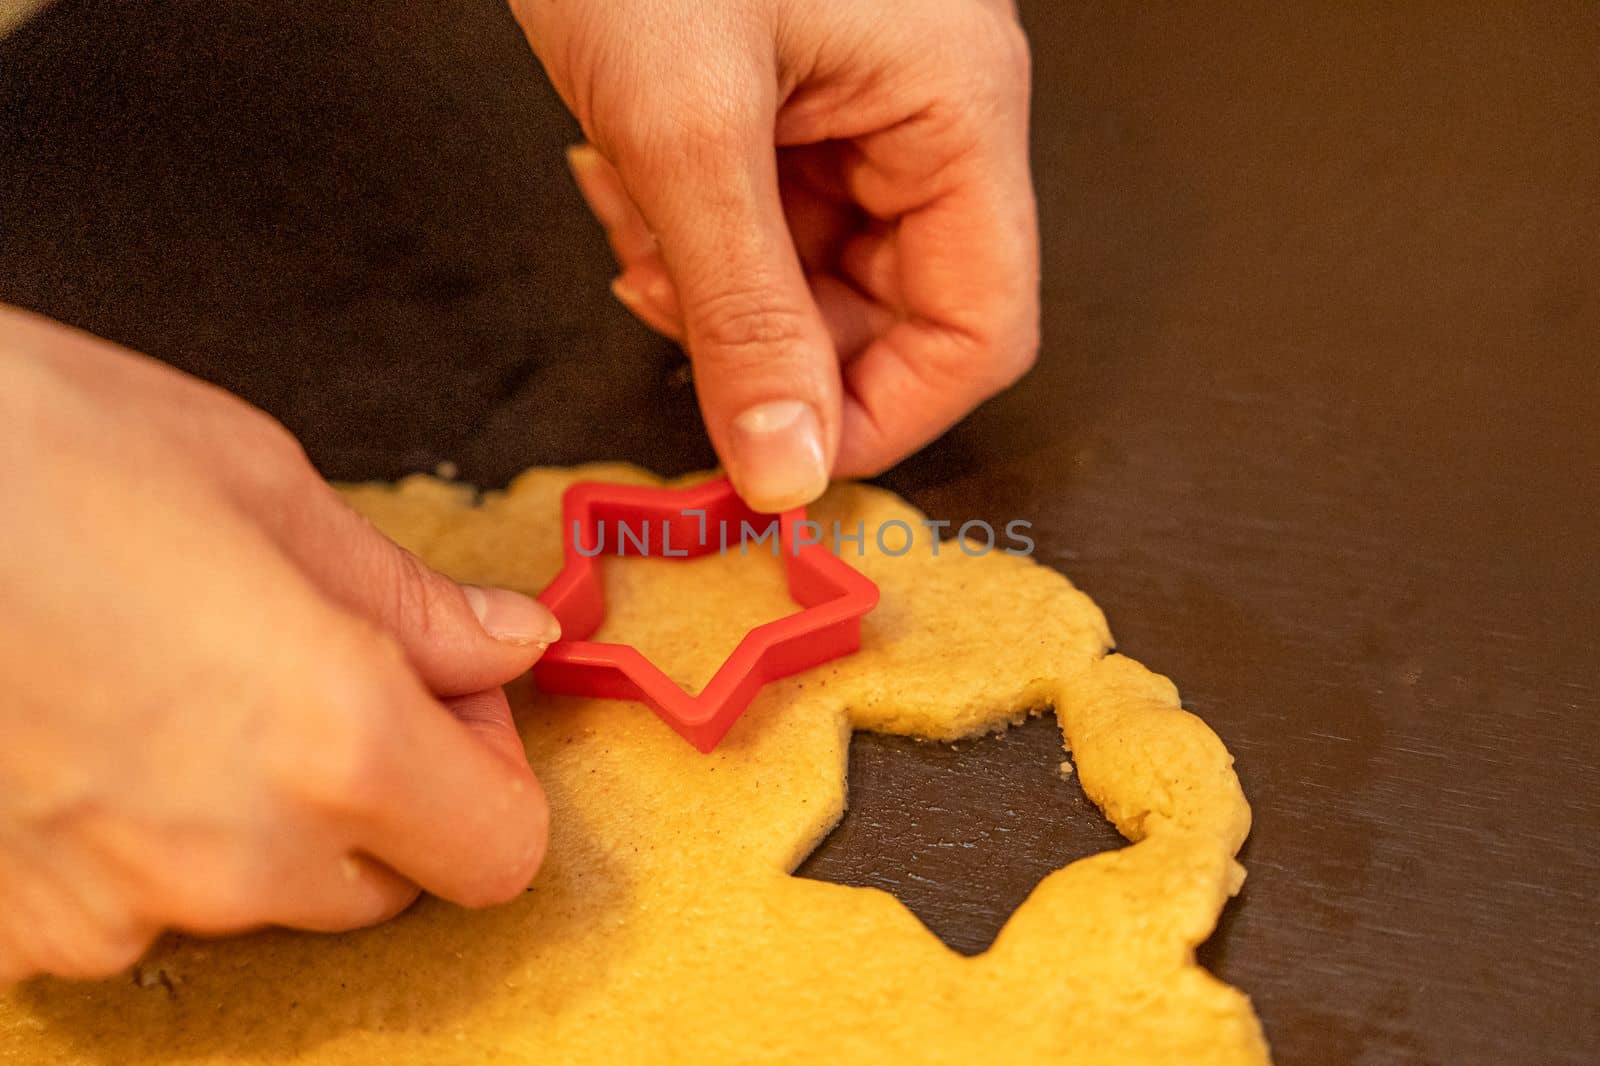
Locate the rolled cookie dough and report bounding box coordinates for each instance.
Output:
[0,464,1267,1065]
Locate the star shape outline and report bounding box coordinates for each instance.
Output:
[532,478,880,752]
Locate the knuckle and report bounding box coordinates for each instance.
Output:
[608,108,756,197]
[996,323,1042,387]
[254,411,310,469]
[597,62,765,179]
[695,292,813,361]
[289,708,390,819]
[917,320,1037,404]
[220,404,315,500]
[199,384,302,455]
[265,629,404,818]
[644,106,746,158]
[973,342,1037,397]
[378,547,454,642]
[249,414,314,483]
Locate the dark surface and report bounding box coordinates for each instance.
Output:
[2,2,1598,1063]
[797,711,1129,957]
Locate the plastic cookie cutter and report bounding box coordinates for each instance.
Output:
[533,478,880,753]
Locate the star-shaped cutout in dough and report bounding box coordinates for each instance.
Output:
[533,478,880,752]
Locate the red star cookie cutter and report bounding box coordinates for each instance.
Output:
[532,478,879,752]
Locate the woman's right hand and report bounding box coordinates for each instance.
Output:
[0,305,557,983]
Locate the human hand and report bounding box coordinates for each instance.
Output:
[512,0,1038,511]
[0,306,557,982]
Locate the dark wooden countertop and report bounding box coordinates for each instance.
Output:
[3,2,1596,1062]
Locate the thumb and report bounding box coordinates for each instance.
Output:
[267,481,559,696]
[616,115,841,513]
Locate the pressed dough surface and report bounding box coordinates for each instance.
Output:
[0,465,1265,1064]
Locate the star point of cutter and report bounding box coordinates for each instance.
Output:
[532,478,880,752]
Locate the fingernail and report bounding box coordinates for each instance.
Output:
[728,400,829,513]
[610,275,647,316]
[462,586,562,647]
[564,145,629,226]
[611,275,679,335]
[563,143,601,185]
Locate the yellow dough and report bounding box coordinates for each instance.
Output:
[0,465,1268,1064]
